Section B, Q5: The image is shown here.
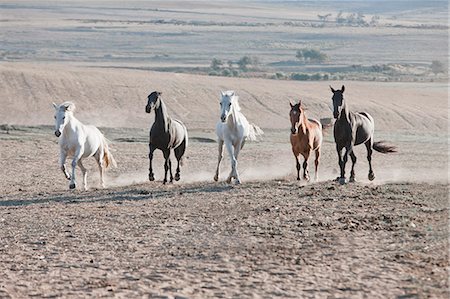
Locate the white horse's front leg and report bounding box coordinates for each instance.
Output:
[77,159,88,191]
[69,147,84,190]
[225,141,236,184]
[214,139,224,182]
[59,149,71,180]
[232,141,243,184]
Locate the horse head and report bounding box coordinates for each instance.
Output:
[289,100,303,134]
[330,85,345,119]
[219,91,239,123]
[53,102,75,137]
[146,91,162,113]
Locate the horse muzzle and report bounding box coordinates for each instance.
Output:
[55,130,61,137]
[333,112,339,119]
[220,115,227,123]
[145,105,152,113]
[291,127,297,134]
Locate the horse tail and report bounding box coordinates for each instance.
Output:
[373,141,397,154]
[102,136,117,168]
[180,126,188,167]
[248,123,264,141]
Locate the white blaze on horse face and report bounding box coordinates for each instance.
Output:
[54,107,68,137]
[220,95,232,123]
[290,109,300,134]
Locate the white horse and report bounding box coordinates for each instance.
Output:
[214,91,264,184]
[53,102,116,190]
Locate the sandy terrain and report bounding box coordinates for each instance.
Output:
[0,63,448,298]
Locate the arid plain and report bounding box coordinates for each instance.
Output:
[0,1,448,298]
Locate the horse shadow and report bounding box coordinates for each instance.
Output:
[0,183,234,207]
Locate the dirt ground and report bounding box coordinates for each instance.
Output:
[0,125,448,298]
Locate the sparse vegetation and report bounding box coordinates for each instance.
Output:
[296,49,328,64]
[430,60,446,75]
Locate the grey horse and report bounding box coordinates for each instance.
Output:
[330,85,396,184]
[146,91,188,184]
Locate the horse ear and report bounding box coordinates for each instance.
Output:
[298,99,302,106]
[220,91,225,97]
[52,103,58,110]
[330,85,336,93]
[289,102,294,108]
[157,91,162,96]
[341,85,345,93]
[231,91,235,96]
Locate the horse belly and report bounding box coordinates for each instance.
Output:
[83,128,102,157]
[355,127,371,145]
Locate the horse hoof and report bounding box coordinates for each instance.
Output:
[349,177,356,183]
[175,174,180,181]
[338,177,346,185]
[213,176,219,182]
[296,177,300,181]
[368,172,375,181]
[69,183,76,189]
[226,178,232,184]
[235,180,241,185]
[163,180,167,185]
[149,175,155,181]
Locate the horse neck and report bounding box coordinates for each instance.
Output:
[63,114,80,137]
[338,100,350,124]
[155,99,170,131]
[298,109,309,135]
[227,103,240,129]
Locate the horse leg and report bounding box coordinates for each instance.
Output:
[77,159,88,191]
[94,150,105,188]
[148,144,156,181]
[349,151,357,182]
[365,139,375,181]
[339,144,353,185]
[59,150,71,180]
[225,141,235,184]
[314,148,320,182]
[295,155,301,180]
[69,147,83,189]
[162,150,171,184]
[214,139,224,182]
[174,141,186,182]
[336,144,346,184]
[232,141,243,184]
[302,152,310,182]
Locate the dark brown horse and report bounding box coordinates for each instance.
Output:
[289,101,323,181]
[330,85,396,184]
[146,91,188,184]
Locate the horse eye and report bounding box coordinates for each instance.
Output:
[54,116,56,119]
[228,103,231,107]
[62,117,65,120]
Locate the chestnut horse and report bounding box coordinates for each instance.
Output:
[289,101,323,181]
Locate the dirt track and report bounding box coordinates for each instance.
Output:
[0,125,448,298]
[0,179,447,298]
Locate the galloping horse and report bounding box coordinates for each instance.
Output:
[214,91,263,184]
[330,85,396,184]
[53,102,116,190]
[289,100,323,181]
[146,91,188,184]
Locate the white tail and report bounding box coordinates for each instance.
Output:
[247,123,264,141]
[102,137,117,169]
